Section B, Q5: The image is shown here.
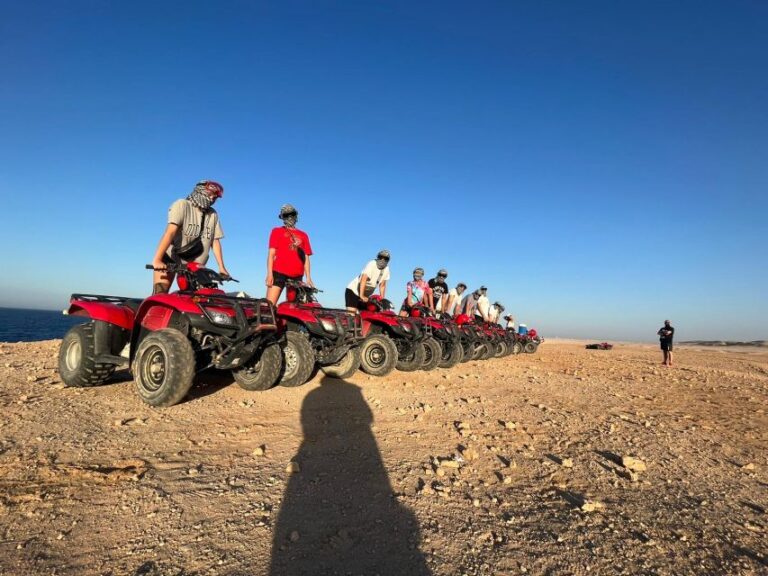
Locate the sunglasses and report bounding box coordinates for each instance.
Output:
[438,273,447,278]
[281,211,298,219]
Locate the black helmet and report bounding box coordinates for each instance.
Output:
[437,268,448,278]
[377,249,391,260]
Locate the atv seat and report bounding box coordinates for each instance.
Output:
[122,299,143,313]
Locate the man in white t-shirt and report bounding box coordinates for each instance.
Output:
[489,301,504,324]
[475,286,490,323]
[444,282,467,316]
[345,250,391,312]
[504,315,516,331]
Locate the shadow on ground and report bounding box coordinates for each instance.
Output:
[269,375,431,576]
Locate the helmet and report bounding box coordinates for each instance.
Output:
[279,203,298,219]
[197,180,224,198]
[377,249,391,260]
[457,282,467,290]
[437,268,448,277]
[480,285,488,292]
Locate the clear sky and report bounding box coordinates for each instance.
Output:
[1,1,766,342]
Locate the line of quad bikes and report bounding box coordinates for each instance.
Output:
[57,263,543,407]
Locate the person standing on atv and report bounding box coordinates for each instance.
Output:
[444,282,467,316]
[489,301,504,324]
[345,250,391,312]
[266,204,314,305]
[504,315,516,332]
[151,180,228,294]
[459,288,481,317]
[657,320,675,367]
[475,286,491,323]
[399,267,432,316]
[427,269,450,313]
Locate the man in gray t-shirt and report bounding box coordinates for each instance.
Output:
[151,180,229,294]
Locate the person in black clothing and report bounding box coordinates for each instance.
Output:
[427,269,450,313]
[657,320,675,366]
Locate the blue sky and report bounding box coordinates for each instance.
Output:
[1,1,766,341]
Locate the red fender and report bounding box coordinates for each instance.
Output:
[67,300,135,331]
[277,302,320,328]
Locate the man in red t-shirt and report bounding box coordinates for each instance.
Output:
[266,204,314,304]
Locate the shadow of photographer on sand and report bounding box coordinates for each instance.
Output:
[269,375,431,576]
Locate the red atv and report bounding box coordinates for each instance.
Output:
[521,328,543,353]
[454,314,491,361]
[406,305,466,370]
[58,263,282,407]
[275,280,363,386]
[361,296,425,372]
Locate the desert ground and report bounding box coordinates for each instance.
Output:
[0,339,766,576]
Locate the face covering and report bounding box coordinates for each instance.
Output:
[282,214,298,228]
[376,258,389,270]
[187,184,215,210]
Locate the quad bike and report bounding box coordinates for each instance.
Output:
[402,304,445,371]
[276,280,363,386]
[58,263,282,407]
[407,305,465,370]
[509,330,524,355]
[454,314,490,361]
[361,296,426,373]
[522,328,544,354]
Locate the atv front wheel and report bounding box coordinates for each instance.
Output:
[133,329,195,407]
[512,341,523,355]
[396,340,426,372]
[438,340,463,369]
[359,334,398,377]
[58,322,117,388]
[420,338,442,371]
[494,341,507,358]
[320,346,362,379]
[279,331,315,387]
[524,342,539,354]
[232,342,283,391]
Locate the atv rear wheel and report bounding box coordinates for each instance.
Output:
[58,322,117,387]
[232,342,283,391]
[320,346,362,379]
[133,329,195,407]
[396,340,426,372]
[512,341,523,355]
[524,341,539,354]
[420,338,442,371]
[494,341,507,358]
[359,334,398,377]
[439,340,463,369]
[279,331,315,387]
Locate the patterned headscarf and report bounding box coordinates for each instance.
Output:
[280,203,298,228]
[187,181,221,211]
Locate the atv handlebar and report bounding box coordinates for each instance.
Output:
[283,279,323,293]
[145,264,238,283]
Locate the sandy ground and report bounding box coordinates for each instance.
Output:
[0,339,766,576]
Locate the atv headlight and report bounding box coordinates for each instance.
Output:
[320,318,337,333]
[205,308,235,326]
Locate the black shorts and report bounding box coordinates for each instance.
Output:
[345,288,366,310]
[660,341,673,351]
[272,271,303,289]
